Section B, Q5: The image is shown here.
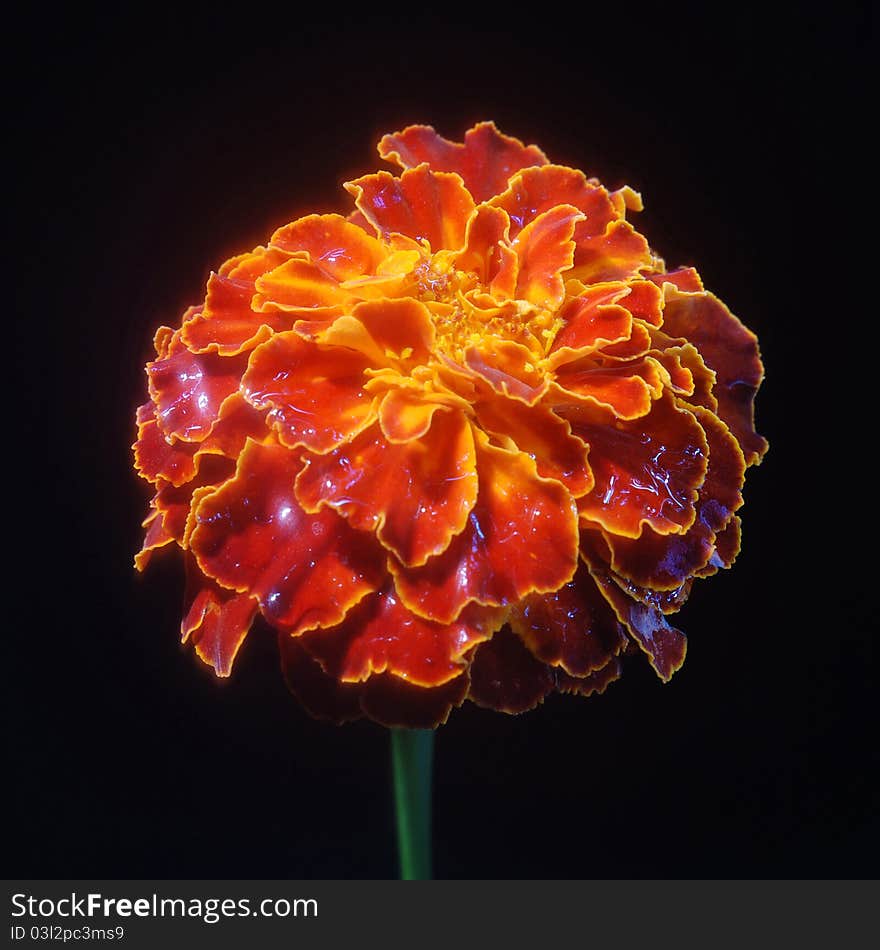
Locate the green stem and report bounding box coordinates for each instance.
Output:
[391,727,434,880]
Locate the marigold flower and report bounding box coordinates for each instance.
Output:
[134,121,767,728]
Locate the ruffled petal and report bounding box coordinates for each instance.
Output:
[509,564,628,676]
[391,431,579,623]
[133,402,198,487]
[550,357,665,420]
[572,393,709,538]
[467,625,556,713]
[298,585,502,687]
[601,406,746,588]
[189,439,383,634]
[474,397,593,496]
[277,636,364,724]
[268,213,387,279]
[295,411,477,568]
[450,204,517,298]
[464,339,548,405]
[378,388,448,443]
[379,121,548,203]
[317,298,435,366]
[345,165,475,251]
[242,331,375,453]
[147,348,249,442]
[556,656,623,697]
[359,671,469,728]
[181,555,258,677]
[547,283,634,367]
[592,571,687,682]
[511,204,582,308]
[570,220,654,283]
[660,288,768,465]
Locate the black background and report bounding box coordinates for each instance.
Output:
[12,4,874,879]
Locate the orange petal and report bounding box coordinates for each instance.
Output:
[572,393,709,538]
[189,439,383,634]
[133,402,198,487]
[253,256,355,312]
[450,204,517,297]
[600,406,746,588]
[147,349,249,442]
[345,165,475,252]
[379,121,548,203]
[378,388,448,443]
[511,204,582,308]
[649,267,704,293]
[467,625,556,713]
[490,164,618,239]
[570,220,654,283]
[548,283,634,367]
[592,571,687,682]
[242,331,375,453]
[464,339,548,405]
[318,297,435,366]
[391,432,579,623]
[295,412,477,568]
[269,213,387,280]
[181,555,258,677]
[509,564,628,676]
[181,247,290,355]
[474,397,593,496]
[298,585,501,687]
[551,357,664,420]
[661,289,768,466]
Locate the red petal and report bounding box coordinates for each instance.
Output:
[379,121,548,203]
[182,555,258,677]
[295,411,477,568]
[269,213,387,280]
[551,357,664,420]
[648,267,704,293]
[392,432,579,623]
[345,165,475,251]
[189,439,383,634]
[548,283,634,367]
[474,397,593,496]
[253,256,355,312]
[572,393,709,538]
[512,204,582,307]
[592,571,687,682]
[242,331,375,453]
[509,564,628,676]
[467,625,556,713]
[464,339,548,405]
[133,402,198,487]
[660,289,768,466]
[277,635,364,724]
[378,388,449,443]
[147,349,249,442]
[556,656,623,697]
[298,585,501,687]
[602,406,746,588]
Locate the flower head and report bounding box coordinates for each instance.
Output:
[134,122,767,727]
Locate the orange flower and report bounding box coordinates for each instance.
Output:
[133,121,767,728]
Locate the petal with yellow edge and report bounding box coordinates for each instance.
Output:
[392,432,579,624]
[189,439,384,635]
[379,121,548,203]
[242,331,375,453]
[572,394,709,539]
[268,213,387,279]
[295,411,477,568]
[511,204,582,308]
[467,625,556,713]
[345,165,475,252]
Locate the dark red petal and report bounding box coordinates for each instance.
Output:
[467,626,556,713]
[345,165,475,251]
[147,349,249,443]
[268,213,387,280]
[474,397,593,497]
[572,393,709,538]
[509,564,628,676]
[133,402,197,487]
[359,671,469,728]
[660,289,768,465]
[602,406,746,588]
[189,439,383,635]
[648,267,704,293]
[242,331,375,453]
[277,635,364,724]
[593,571,687,682]
[295,411,477,568]
[298,586,501,687]
[182,555,258,677]
[392,432,579,623]
[556,656,623,696]
[696,515,742,578]
[379,121,548,203]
